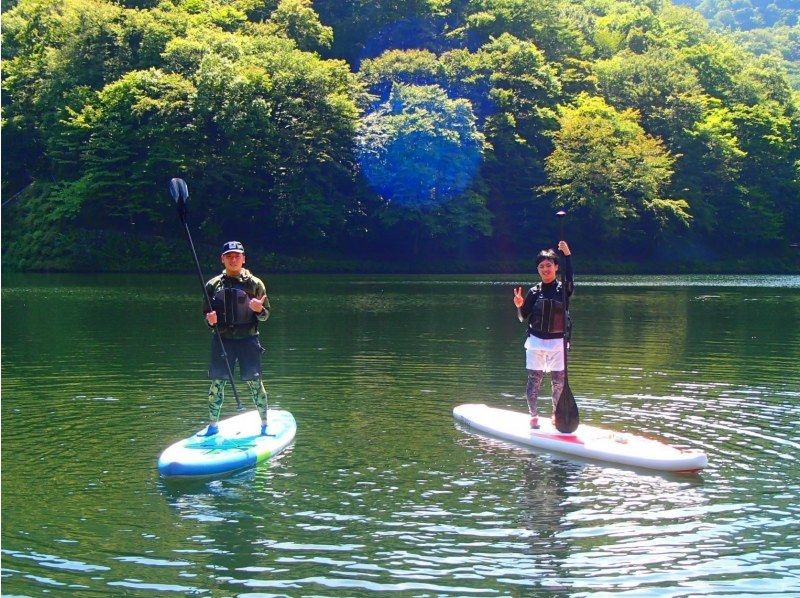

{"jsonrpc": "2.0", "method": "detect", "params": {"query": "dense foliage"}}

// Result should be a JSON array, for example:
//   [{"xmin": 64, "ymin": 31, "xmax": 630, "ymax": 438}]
[
  {"xmin": 672, "ymin": 1, "xmax": 800, "ymax": 90},
  {"xmin": 2, "ymin": 0, "xmax": 799, "ymax": 271},
  {"xmin": 672, "ymin": 0, "xmax": 798, "ymax": 29}
]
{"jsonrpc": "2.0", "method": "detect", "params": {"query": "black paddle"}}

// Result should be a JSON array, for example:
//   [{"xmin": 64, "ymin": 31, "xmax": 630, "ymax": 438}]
[
  {"xmin": 169, "ymin": 177, "xmax": 243, "ymax": 411},
  {"xmin": 553, "ymin": 210, "xmax": 579, "ymax": 433}
]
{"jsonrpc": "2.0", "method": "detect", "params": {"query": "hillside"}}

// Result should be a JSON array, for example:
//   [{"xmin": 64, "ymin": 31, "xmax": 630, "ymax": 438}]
[{"xmin": 2, "ymin": 0, "xmax": 799, "ymax": 272}]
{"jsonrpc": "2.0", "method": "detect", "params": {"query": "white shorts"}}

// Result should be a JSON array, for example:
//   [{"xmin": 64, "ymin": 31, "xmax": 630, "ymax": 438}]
[{"xmin": 524, "ymin": 336, "xmax": 564, "ymax": 372}]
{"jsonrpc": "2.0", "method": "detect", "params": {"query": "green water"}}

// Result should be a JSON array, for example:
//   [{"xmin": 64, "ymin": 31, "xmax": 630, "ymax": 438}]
[{"xmin": 2, "ymin": 273, "xmax": 799, "ymax": 596}]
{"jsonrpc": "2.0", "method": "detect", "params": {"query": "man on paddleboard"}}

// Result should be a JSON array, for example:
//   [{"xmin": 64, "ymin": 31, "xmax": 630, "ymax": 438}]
[
  {"xmin": 202, "ymin": 241, "xmax": 271, "ymax": 436},
  {"xmin": 513, "ymin": 241, "xmax": 573, "ymax": 429}
]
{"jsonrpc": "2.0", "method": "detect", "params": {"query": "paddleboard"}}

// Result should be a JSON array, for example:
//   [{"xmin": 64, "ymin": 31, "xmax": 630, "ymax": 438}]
[
  {"xmin": 158, "ymin": 409, "xmax": 296, "ymax": 478},
  {"xmin": 453, "ymin": 403, "xmax": 707, "ymax": 472}
]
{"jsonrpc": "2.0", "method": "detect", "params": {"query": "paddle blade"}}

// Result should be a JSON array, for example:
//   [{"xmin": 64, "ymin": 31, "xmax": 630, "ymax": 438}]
[
  {"xmin": 169, "ymin": 178, "xmax": 189, "ymax": 220},
  {"xmin": 554, "ymin": 382, "xmax": 579, "ymax": 433}
]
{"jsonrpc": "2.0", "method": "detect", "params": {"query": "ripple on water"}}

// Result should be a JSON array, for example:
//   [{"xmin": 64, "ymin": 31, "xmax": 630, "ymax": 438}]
[{"xmin": 3, "ymin": 274, "xmax": 800, "ymax": 595}]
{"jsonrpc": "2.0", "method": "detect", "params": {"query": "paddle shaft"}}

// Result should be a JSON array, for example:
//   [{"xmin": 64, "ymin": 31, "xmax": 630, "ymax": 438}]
[
  {"xmin": 558, "ymin": 216, "xmax": 569, "ymax": 381},
  {"xmin": 178, "ymin": 215, "xmax": 243, "ymax": 410},
  {"xmin": 552, "ymin": 210, "xmax": 578, "ymax": 433}
]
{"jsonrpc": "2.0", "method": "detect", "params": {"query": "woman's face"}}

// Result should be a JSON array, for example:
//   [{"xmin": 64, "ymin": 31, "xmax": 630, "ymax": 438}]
[{"xmin": 537, "ymin": 259, "xmax": 558, "ymax": 283}]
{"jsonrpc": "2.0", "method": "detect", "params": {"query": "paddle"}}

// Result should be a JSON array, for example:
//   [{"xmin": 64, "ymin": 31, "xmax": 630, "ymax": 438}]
[
  {"xmin": 553, "ymin": 210, "xmax": 579, "ymax": 433},
  {"xmin": 169, "ymin": 178, "xmax": 243, "ymax": 410}
]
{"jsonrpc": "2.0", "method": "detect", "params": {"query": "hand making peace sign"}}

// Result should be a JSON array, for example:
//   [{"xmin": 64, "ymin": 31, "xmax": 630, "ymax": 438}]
[{"xmin": 513, "ymin": 286, "xmax": 525, "ymax": 308}]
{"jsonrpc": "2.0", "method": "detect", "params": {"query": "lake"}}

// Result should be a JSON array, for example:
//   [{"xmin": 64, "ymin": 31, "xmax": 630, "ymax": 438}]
[{"xmin": 2, "ymin": 273, "xmax": 799, "ymax": 596}]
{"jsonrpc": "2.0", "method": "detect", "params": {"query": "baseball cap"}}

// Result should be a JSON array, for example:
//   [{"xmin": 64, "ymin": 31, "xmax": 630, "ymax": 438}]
[{"xmin": 221, "ymin": 241, "xmax": 244, "ymax": 254}]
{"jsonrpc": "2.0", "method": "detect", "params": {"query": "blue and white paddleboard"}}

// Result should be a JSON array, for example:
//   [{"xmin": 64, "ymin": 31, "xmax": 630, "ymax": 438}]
[
  {"xmin": 454, "ymin": 403, "xmax": 707, "ymax": 472},
  {"xmin": 158, "ymin": 409, "xmax": 296, "ymax": 478}
]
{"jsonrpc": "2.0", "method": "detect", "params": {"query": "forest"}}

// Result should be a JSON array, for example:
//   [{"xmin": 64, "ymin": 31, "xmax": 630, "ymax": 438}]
[
  {"xmin": 2, "ymin": 0, "xmax": 799, "ymax": 273},
  {"xmin": 673, "ymin": 0, "xmax": 797, "ymax": 29}
]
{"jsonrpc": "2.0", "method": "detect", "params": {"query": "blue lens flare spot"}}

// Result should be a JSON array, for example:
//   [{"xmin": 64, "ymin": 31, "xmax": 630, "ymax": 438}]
[{"xmin": 356, "ymin": 84, "xmax": 483, "ymax": 209}]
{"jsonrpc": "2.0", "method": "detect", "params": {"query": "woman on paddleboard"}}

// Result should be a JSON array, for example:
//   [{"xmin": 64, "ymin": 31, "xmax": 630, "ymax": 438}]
[
  {"xmin": 202, "ymin": 241, "xmax": 271, "ymax": 436},
  {"xmin": 513, "ymin": 241, "xmax": 573, "ymax": 429}
]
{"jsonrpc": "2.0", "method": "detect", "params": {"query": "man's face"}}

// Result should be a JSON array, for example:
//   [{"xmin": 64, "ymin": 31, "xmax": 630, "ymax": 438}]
[
  {"xmin": 221, "ymin": 251, "xmax": 245, "ymax": 275},
  {"xmin": 537, "ymin": 259, "xmax": 558, "ymax": 283}
]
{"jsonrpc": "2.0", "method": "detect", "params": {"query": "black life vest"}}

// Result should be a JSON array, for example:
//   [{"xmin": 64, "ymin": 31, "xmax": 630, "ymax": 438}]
[
  {"xmin": 527, "ymin": 281, "xmax": 569, "ymax": 336},
  {"xmin": 211, "ymin": 286, "xmax": 253, "ymax": 329}
]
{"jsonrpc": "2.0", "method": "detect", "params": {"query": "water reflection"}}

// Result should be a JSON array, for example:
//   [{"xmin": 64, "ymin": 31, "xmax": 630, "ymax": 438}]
[{"xmin": 2, "ymin": 274, "xmax": 799, "ymax": 596}]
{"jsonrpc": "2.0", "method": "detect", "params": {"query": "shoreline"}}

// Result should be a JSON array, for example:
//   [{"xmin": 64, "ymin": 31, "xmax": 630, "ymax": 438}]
[{"xmin": 3, "ymin": 256, "xmax": 799, "ymax": 276}]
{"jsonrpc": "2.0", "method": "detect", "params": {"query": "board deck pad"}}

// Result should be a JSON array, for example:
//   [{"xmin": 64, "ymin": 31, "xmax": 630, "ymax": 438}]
[
  {"xmin": 454, "ymin": 403, "xmax": 707, "ymax": 472},
  {"xmin": 158, "ymin": 409, "xmax": 296, "ymax": 478}
]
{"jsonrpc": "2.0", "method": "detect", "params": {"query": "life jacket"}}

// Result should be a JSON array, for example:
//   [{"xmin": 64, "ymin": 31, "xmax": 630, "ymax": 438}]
[
  {"xmin": 527, "ymin": 281, "xmax": 570, "ymax": 336},
  {"xmin": 211, "ymin": 286, "xmax": 254, "ymax": 329}
]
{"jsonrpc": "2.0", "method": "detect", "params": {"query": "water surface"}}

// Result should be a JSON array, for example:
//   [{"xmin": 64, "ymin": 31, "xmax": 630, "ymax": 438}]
[{"xmin": 2, "ymin": 273, "xmax": 799, "ymax": 595}]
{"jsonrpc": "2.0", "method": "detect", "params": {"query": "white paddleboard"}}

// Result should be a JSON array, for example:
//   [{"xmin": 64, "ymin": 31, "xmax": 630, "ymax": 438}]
[
  {"xmin": 158, "ymin": 409, "xmax": 296, "ymax": 478},
  {"xmin": 454, "ymin": 403, "xmax": 707, "ymax": 472}
]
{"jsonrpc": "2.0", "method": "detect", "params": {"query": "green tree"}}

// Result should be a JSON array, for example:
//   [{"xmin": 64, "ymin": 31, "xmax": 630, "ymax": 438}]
[
  {"xmin": 595, "ymin": 48, "xmax": 709, "ymax": 149},
  {"xmin": 2, "ymin": 0, "xmax": 186, "ymax": 191},
  {"xmin": 544, "ymin": 94, "xmax": 689, "ymax": 248},
  {"xmin": 682, "ymin": 37, "xmax": 748, "ymax": 101},
  {"xmin": 4, "ymin": 0, "xmax": 800, "ymax": 270},
  {"xmin": 55, "ymin": 68, "xmax": 197, "ymax": 230},
  {"xmin": 312, "ymin": 0, "xmax": 445, "ymax": 64},
  {"xmin": 266, "ymin": 0, "xmax": 333, "ymax": 52},
  {"xmin": 360, "ymin": 49, "xmax": 446, "ymax": 101},
  {"xmin": 727, "ymin": 100, "xmax": 800, "ymax": 246},
  {"xmin": 356, "ymin": 84, "xmax": 490, "ymax": 252},
  {"xmin": 184, "ymin": 42, "xmax": 361, "ymax": 246},
  {"xmin": 676, "ymin": 105, "xmax": 744, "ymax": 233},
  {"xmin": 672, "ymin": 0, "xmax": 799, "ymax": 29},
  {"xmin": 590, "ymin": 1, "xmax": 660, "ymax": 57},
  {"xmin": 459, "ymin": 0, "xmax": 590, "ymax": 62},
  {"xmin": 732, "ymin": 25, "xmax": 800, "ymax": 90},
  {"xmin": 358, "ymin": 36, "xmax": 564, "ymax": 254},
  {"xmin": 444, "ymin": 34, "xmax": 564, "ymax": 250}
]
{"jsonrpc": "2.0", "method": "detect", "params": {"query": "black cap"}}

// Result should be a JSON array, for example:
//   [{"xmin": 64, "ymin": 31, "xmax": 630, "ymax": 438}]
[{"xmin": 221, "ymin": 241, "xmax": 244, "ymax": 254}]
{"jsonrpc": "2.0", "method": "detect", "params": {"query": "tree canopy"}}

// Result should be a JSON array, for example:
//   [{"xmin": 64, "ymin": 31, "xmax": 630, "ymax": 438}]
[
  {"xmin": 672, "ymin": 0, "xmax": 799, "ymax": 30},
  {"xmin": 2, "ymin": 0, "xmax": 798, "ymax": 271}
]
